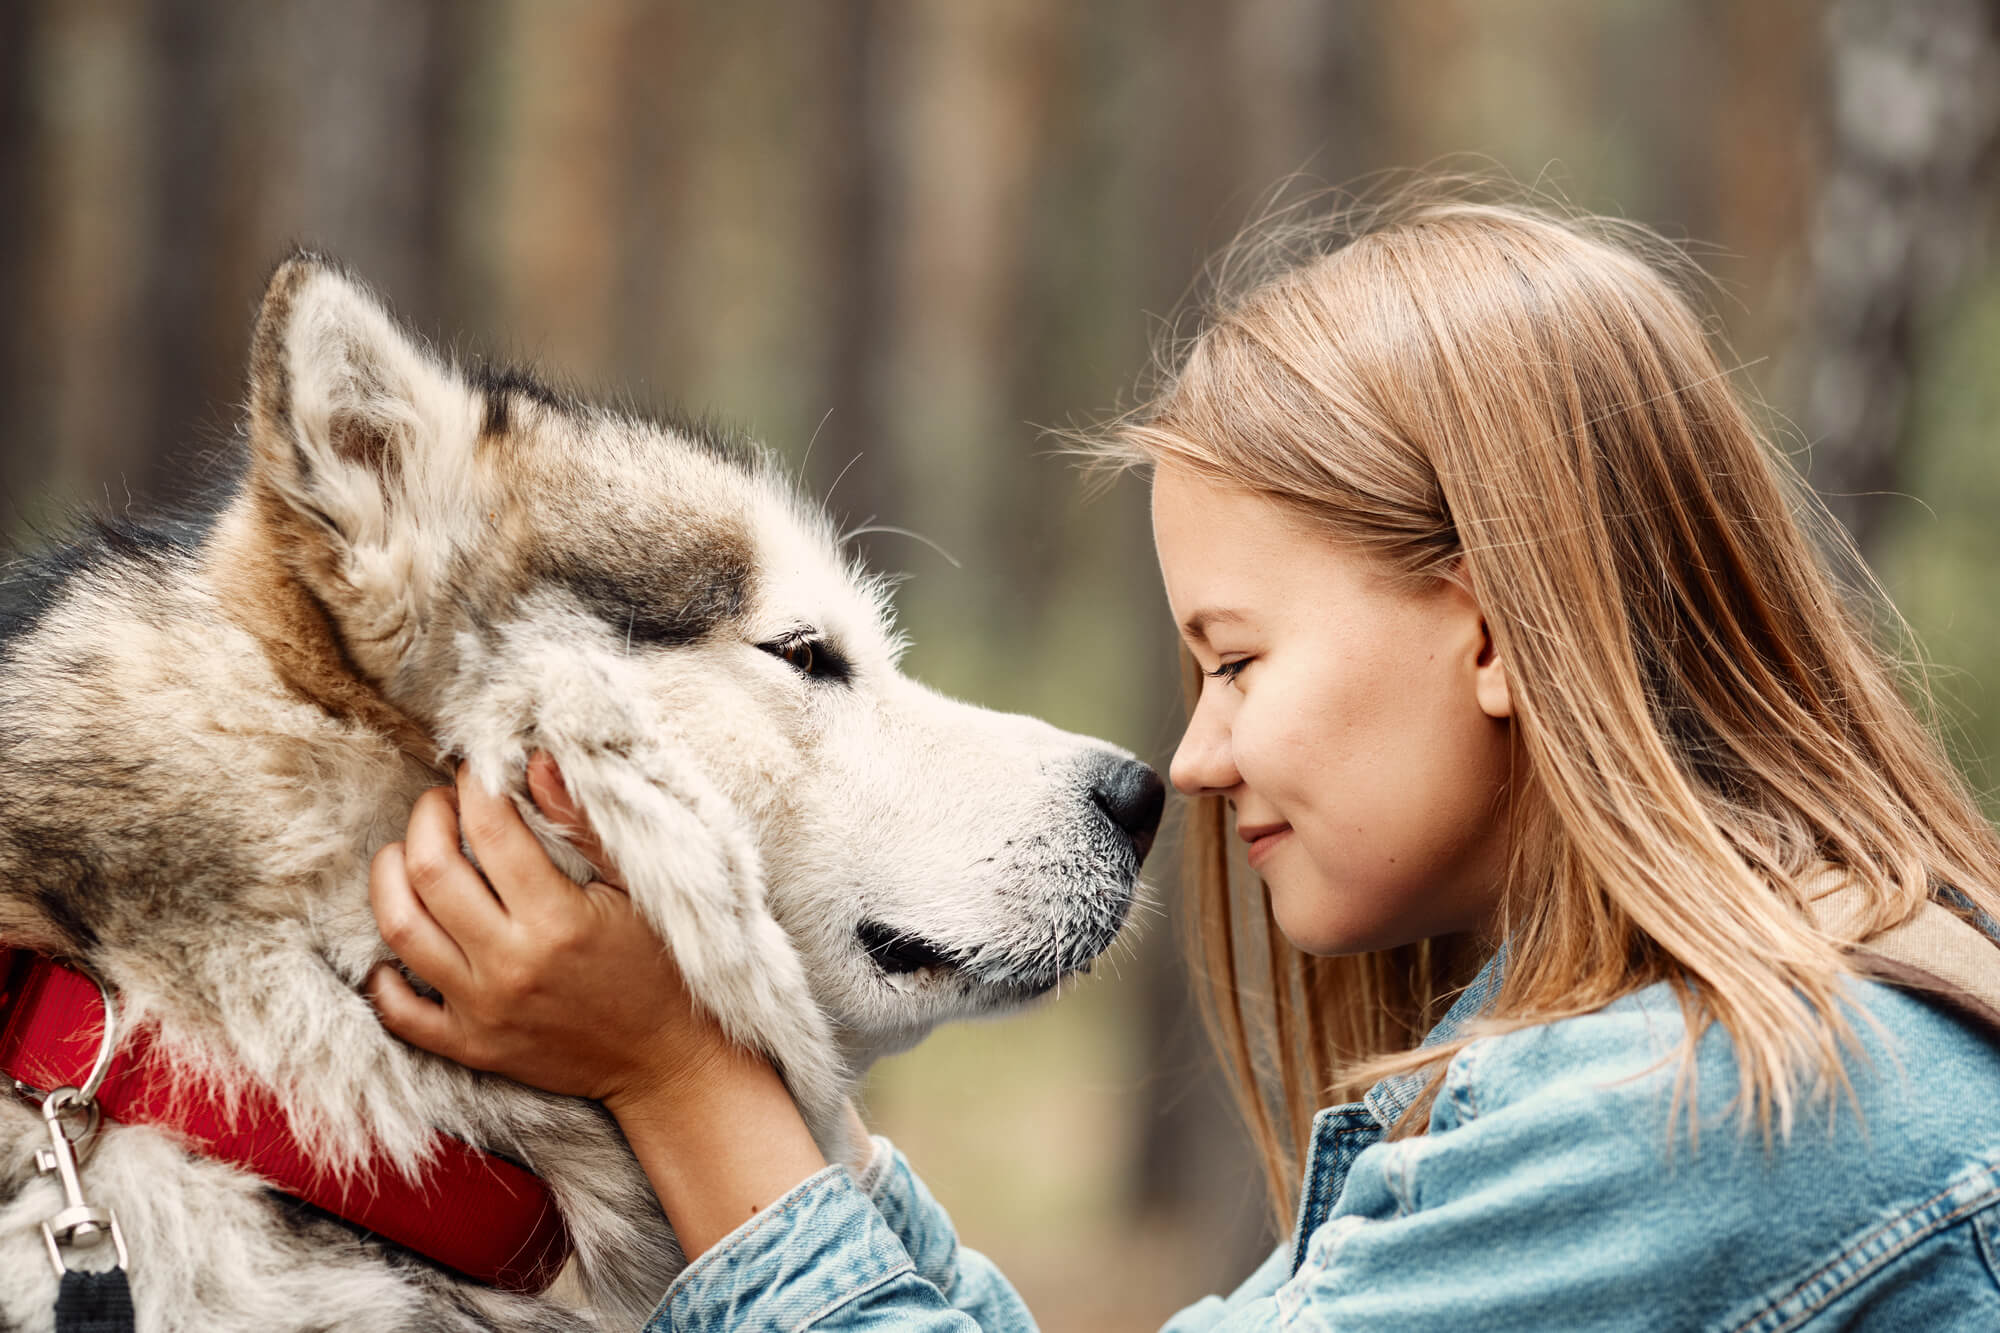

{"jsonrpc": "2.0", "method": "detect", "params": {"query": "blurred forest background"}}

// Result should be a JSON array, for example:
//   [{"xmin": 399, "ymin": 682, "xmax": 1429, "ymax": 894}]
[{"xmin": 4, "ymin": 0, "xmax": 1999, "ymax": 1327}]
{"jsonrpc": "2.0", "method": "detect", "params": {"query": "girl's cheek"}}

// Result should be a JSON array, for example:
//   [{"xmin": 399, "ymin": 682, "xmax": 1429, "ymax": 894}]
[{"xmin": 1230, "ymin": 705, "xmax": 1274, "ymax": 791}]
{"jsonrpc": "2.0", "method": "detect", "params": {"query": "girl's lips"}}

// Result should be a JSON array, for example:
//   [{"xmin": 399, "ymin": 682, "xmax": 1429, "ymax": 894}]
[{"xmin": 1245, "ymin": 826, "xmax": 1292, "ymax": 870}]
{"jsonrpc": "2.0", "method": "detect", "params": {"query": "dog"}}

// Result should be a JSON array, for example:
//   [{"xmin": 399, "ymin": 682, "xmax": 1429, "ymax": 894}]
[{"xmin": 0, "ymin": 254, "xmax": 1163, "ymax": 1330}]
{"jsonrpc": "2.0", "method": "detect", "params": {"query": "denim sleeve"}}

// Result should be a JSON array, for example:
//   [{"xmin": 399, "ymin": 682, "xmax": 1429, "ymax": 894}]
[{"xmin": 647, "ymin": 1137, "xmax": 1036, "ymax": 1331}]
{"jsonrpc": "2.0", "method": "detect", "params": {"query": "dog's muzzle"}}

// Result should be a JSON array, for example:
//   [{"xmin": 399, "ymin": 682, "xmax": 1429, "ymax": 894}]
[
  {"xmin": 858, "ymin": 921, "xmax": 959, "ymax": 976},
  {"xmin": 857, "ymin": 756, "xmax": 1163, "ymax": 996}
]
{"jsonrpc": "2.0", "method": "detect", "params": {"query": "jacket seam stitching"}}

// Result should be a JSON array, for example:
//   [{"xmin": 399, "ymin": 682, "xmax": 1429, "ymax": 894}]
[
  {"xmin": 1447, "ymin": 1043, "xmax": 1483, "ymax": 1124},
  {"xmin": 1290, "ymin": 1116, "xmax": 1377, "ymax": 1273},
  {"xmin": 1976, "ymin": 1200, "xmax": 2000, "ymax": 1285},
  {"xmin": 1385, "ymin": 1143, "xmax": 1414, "ymax": 1216},
  {"xmin": 1326, "ymin": 1127, "xmax": 1373, "ymax": 1217},
  {"xmin": 1275, "ymin": 1285, "xmax": 1324, "ymax": 1333},
  {"xmin": 1727, "ymin": 1168, "xmax": 2000, "ymax": 1333},
  {"xmin": 790, "ymin": 1260, "xmax": 920, "ymax": 1333}
]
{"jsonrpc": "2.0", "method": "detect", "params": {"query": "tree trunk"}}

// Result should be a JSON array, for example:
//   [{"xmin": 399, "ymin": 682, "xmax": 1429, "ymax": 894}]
[
  {"xmin": 812, "ymin": 0, "xmax": 901, "ymax": 552},
  {"xmin": 0, "ymin": 0, "xmax": 42, "ymax": 523},
  {"xmin": 1799, "ymin": 0, "xmax": 2000, "ymax": 560}
]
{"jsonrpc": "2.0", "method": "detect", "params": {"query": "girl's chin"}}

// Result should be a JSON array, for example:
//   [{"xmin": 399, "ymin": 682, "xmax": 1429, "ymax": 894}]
[{"xmin": 1266, "ymin": 869, "xmax": 1423, "ymax": 958}]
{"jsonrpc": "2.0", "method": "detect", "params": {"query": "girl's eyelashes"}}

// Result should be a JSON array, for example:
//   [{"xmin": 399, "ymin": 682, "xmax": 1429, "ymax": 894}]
[{"xmin": 1205, "ymin": 657, "xmax": 1251, "ymax": 682}]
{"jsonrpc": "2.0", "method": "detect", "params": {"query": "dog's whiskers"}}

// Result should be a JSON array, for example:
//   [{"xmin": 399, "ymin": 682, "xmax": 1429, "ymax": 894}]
[
  {"xmin": 841, "ymin": 524, "xmax": 962, "ymax": 570},
  {"xmin": 824, "ymin": 451, "xmax": 865, "ymax": 511},
  {"xmin": 801, "ymin": 405, "xmax": 834, "ymax": 470}
]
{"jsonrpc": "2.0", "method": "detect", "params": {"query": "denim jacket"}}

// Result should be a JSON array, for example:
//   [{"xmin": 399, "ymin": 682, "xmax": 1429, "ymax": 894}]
[{"xmin": 647, "ymin": 950, "xmax": 2000, "ymax": 1331}]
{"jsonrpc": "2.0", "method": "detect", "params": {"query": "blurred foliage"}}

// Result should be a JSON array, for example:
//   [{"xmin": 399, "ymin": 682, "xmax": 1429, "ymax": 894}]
[{"xmin": 1881, "ymin": 264, "xmax": 2000, "ymax": 818}]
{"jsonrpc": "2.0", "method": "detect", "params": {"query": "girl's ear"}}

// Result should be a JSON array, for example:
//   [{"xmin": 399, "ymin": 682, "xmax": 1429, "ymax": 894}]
[
  {"xmin": 1444, "ymin": 556, "xmax": 1512, "ymax": 721},
  {"xmin": 1474, "ymin": 617, "xmax": 1513, "ymax": 720}
]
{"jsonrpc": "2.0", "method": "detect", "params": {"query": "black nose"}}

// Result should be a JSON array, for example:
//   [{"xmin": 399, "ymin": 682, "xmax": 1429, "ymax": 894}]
[{"xmin": 1089, "ymin": 757, "xmax": 1167, "ymax": 867}]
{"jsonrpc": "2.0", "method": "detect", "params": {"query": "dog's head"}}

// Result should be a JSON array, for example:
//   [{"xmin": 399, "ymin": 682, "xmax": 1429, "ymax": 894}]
[{"xmin": 243, "ymin": 255, "xmax": 1160, "ymax": 1066}]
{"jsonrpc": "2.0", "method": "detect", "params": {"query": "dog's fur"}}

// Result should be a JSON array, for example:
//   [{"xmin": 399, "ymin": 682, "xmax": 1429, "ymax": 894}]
[{"xmin": 0, "ymin": 257, "xmax": 1155, "ymax": 1331}]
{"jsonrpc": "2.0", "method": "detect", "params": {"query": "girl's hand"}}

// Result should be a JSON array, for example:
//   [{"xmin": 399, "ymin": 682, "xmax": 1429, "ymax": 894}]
[
  {"xmin": 366, "ymin": 754, "xmax": 723, "ymax": 1115},
  {"xmin": 365, "ymin": 754, "xmax": 840, "ymax": 1257}
]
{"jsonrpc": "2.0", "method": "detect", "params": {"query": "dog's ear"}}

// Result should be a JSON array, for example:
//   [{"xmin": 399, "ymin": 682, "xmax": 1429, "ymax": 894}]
[{"xmin": 246, "ymin": 253, "xmax": 483, "ymax": 551}]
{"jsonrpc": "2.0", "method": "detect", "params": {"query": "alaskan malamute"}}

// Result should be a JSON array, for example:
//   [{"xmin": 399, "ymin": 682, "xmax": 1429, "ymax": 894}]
[{"xmin": 0, "ymin": 255, "xmax": 1161, "ymax": 1330}]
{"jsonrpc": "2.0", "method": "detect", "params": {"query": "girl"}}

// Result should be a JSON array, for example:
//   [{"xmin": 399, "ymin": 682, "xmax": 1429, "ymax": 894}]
[{"xmin": 366, "ymin": 190, "xmax": 2000, "ymax": 1329}]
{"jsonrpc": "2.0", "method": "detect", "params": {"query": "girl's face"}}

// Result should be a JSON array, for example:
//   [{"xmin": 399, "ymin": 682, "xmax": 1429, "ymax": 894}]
[{"xmin": 1152, "ymin": 465, "xmax": 1514, "ymax": 955}]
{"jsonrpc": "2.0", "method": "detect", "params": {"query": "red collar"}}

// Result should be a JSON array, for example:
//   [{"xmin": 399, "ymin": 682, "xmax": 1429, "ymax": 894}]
[{"xmin": 0, "ymin": 947, "xmax": 571, "ymax": 1294}]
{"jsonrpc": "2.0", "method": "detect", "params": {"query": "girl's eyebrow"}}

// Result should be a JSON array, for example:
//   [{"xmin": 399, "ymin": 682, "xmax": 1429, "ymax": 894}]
[{"xmin": 1180, "ymin": 608, "xmax": 1248, "ymax": 643}]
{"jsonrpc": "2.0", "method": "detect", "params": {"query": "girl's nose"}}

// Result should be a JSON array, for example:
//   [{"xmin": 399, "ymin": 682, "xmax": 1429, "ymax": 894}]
[{"xmin": 1169, "ymin": 697, "xmax": 1238, "ymax": 797}]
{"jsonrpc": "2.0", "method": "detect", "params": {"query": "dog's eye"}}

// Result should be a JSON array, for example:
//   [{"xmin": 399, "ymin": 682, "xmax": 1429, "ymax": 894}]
[{"xmin": 759, "ymin": 634, "xmax": 852, "ymax": 684}]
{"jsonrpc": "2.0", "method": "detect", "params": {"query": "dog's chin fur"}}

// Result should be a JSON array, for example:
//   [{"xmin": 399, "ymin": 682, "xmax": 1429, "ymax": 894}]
[{"xmin": 0, "ymin": 255, "xmax": 1150, "ymax": 1330}]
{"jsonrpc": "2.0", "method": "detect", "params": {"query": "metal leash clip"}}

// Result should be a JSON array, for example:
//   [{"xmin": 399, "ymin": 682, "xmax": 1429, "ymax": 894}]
[{"xmin": 33, "ymin": 967, "xmax": 129, "ymax": 1276}]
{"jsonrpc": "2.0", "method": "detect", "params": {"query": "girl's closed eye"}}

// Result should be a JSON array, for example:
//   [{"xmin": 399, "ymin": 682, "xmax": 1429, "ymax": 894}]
[{"xmin": 1205, "ymin": 657, "xmax": 1252, "ymax": 682}]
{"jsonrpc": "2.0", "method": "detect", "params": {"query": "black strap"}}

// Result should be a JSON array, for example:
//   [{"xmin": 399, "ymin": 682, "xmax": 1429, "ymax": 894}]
[{"xmin": 55, "ymin": 1268, "xmax": 135, "ymax": 1333}]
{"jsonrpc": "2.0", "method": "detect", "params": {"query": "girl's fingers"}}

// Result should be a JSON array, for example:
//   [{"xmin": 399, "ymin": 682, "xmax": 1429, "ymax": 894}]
[
  {"xmin": 368, "ymin": 840, "xmax": 470, "ymax": 989},
  {"xmin": 454, "ymin": 762, "xmax": 582, "ymax": 915},
  {"xmin": 526, "ymin": 752, "xmax": 624, "ymax": 889},
  {"xmin": 402, "ymin": 784, "xmax": 509, "ymax": 950},
  {"xmin": 366, "ymin": 962, "xmax": 469, "ymax": 1063}
]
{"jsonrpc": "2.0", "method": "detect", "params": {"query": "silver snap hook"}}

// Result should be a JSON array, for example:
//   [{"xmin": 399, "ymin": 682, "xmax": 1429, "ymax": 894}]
[{"xmin": 27, "ymin": 962, "xmax": 129, "ymax": 1276}]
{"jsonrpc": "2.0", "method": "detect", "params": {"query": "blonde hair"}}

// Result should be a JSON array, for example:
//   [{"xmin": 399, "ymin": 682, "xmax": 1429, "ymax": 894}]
[{"xmin": 1100, "ymin": 183, "xmax": 2000, "ymax": 1233}]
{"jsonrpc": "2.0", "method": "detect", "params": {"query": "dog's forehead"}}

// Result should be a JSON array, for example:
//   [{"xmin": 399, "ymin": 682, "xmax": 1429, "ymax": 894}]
[
  {"xmin": 551, "ymin": 411, "xmax": 759, "ymax": 511},
  {"xmin": 508, "ymin": 410, "xmax": 884, "ymax": 646},
  {"xmin": 740, "ymin": 485, "xmax": 887, "ymax": 638}
]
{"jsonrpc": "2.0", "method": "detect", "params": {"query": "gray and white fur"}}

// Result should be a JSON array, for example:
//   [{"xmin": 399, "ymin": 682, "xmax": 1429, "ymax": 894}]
[{"xmin": 0, "ymin": 256, "xmax": 1162, "ymax": 1331}]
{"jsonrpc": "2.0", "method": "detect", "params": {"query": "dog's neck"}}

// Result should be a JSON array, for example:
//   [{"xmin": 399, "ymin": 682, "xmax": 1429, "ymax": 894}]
[{"xmin": 202, "ymin": 491, "xmax": 448, "ymax": 778}]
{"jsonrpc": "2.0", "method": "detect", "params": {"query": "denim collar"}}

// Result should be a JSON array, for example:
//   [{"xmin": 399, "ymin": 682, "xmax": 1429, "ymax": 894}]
[
  {"xmin": 1358, "ymin": 941, "xmax": 1508, "ymax": 1128},
  {"xmin": 1289, "ymin": 943, "xmax": 1512, "ymax": 1276}
]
